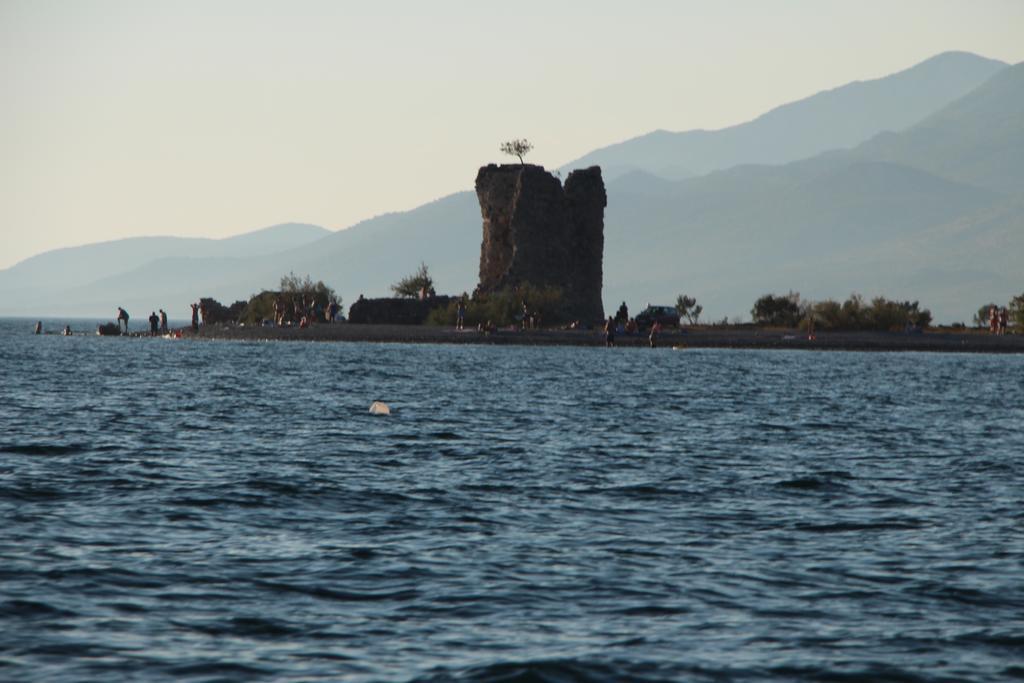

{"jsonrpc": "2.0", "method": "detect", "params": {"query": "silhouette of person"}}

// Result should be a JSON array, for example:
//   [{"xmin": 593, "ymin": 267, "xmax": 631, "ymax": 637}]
[
  {"xmin": 148, "ymin": 311, "xmax": 159, "ymax": 336},
  {"xmin": 190, "ymin": 303, "xmax": 199, "ymax": 332},
  {"xmin": 159, "ymin": 309, "xmax": 168, "ymax": 334},
  {"xmin": 117, "ymin": 307, "xmax": 130, "ymax": 334},
  {"xmin": 649, "ymin": 320, "xmax": 662, "ymax": 348},
  {"xmin": 604, "ymin": 316, "xmax": 616, "ymax": 347}
]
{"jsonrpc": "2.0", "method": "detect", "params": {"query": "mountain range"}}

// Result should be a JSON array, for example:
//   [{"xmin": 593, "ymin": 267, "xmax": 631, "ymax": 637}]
[{"xmin": 1, "ymin": 51, "xmax": 1020, "ymax": 324}]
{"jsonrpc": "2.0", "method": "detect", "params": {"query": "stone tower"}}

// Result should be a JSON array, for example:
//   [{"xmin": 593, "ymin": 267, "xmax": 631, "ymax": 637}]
[{"xmin": 475, "ymin": 164, "xmax": 606, "ymax": 322}]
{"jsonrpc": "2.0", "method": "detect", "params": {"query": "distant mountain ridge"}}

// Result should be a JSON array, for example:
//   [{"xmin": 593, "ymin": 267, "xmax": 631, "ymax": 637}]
[
  {"xmin": 597, "ymin": 61, "xmax": 1024, "ymax": 320},
  {"xmin": 0, "ymin": 223, "xmax": 330, "ymax": 294},
  {"xmin": 850, "ymin": 61, "xmax": 1024, "ymax": 193},
  {"xmin": 1, "ymin": 53, "xmax": 1019, "ymax": 324},
  {"xmin": 562, "ymin": 51, "xmax": 1007, "ymax": 181}
]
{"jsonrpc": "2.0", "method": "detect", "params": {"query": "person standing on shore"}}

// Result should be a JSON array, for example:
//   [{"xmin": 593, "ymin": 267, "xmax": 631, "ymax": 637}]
[
  {"xmin": 148, "ymin": 311, "xmax": 159, "ymax": 336},
  {"xmin": 190, "ymin": 303, "xmax": 199, "ymax": 332},
  {"xmin": 999, "ymin": 307, "xmax": 1009, "ymax": 335},
  {"xmin": 649, "ymin": 320, "xmax": 662, "ymax": 348},
  {"xmin": 604, "ymin": 316, "xmax": 615, "ymax": 347},
  {"xmin": 117, "ymin": 307, "xmax": 130, "ymax": 334},
  {"xmin": 159, "ymin": 309, "xmax": 168, "ymax": 334},
  {"xmin": 275, "ymin": 297, "xmax": 285, "ymax": 326},
  {"xmin": 456, "ymin": 299, "xmax": 466, "ymax": 330}
]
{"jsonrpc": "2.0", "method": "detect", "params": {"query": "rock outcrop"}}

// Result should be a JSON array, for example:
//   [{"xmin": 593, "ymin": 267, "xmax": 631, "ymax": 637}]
[{"xmin": 476, "ymin": 164, "xmax": 606, "ymax": 322}]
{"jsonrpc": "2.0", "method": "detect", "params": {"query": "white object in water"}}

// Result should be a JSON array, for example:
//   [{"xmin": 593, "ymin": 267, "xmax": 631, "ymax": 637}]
[{"xmin": 369, "ymin": 401, "xmax": 391, "ymax": 415}]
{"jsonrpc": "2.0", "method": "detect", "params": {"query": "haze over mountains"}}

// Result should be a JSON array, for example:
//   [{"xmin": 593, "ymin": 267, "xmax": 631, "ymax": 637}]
[
  {"xmin": 0, "ymin": 224, "xmax": 330, "ymax": 294},
  {"xmin": 2, "ymin": 51, "xmax": 1020, "ymax": 324},
  {"xmin": 562, "ymin": 51, "xmax": 1008, "ymax": 181}
]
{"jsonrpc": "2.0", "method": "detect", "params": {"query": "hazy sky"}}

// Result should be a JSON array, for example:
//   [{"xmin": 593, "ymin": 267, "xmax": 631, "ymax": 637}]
[{"xmin": 2, "ymin": 0, "xmax": 1022, "ymax": 269}]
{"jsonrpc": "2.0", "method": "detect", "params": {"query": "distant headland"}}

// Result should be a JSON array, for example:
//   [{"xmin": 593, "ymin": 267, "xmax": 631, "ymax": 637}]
[{"xmin": 66, "ymin": 153, "xmax": 1021, "ymax": 353}]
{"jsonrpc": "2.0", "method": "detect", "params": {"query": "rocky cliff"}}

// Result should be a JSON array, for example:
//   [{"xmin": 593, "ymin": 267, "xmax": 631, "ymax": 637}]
[{"xmin": 475, "ymin": 164, "xmax": 606, "ymax": 322}]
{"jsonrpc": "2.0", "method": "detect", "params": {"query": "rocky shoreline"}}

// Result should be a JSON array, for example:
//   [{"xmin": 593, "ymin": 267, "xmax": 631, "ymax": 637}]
[{"xmin": 186, "ymin": 323, "xmax": 1024, "ymax": 353}]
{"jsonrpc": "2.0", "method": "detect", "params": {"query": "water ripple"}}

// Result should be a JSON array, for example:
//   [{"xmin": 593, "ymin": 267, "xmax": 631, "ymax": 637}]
[{"xmin": 0, "ymin": 324, "xmax": 1022, "ymax": 681}]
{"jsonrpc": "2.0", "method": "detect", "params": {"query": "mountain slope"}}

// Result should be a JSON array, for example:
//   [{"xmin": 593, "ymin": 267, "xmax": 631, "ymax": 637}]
[
  {"xmin": 0, "ymin": 200, "xmax": 482, "ymax": 318},
  {"xmin": 595, "ymin": 62, "xmax": 1024, "ymax": 320},
  {"xmin": 852, "ymin": 61, "xmax": 1024, "ymax": 193},
  {"xmin": 563, "ymin": 51, "xmax": 1007, "ymax": 181},
  {"xmin": 2, "ymin": 54, "xmax": 1020, "ymax": 323},
  {"xmin": 0, "ymin": 223, "xmax": 329, "ymax": 293}
]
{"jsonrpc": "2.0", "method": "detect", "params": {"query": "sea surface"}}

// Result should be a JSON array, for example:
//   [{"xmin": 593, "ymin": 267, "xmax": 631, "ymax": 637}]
[{"xmin": 1, "ymin": 318, "xmax": 1022, "ymax": 682}]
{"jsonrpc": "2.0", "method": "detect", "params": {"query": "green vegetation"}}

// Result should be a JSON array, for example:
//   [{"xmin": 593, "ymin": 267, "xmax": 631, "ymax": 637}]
[
  {"xmin": 391, "ymin": 263, "xmax": 434, "ymax": 299},
  {"xmin": 500, "ymin": 139, "xmax": 533, "ymax": 165},
  {"xmin": 238, "ymin": 292, "xmax": 277, "ymax": 325},
  {"xmin": 1010, "ymin": 293, "xmax": 1024, "ymax": 329},
  {"xmin": 974, "ymin": 302, "xmax": 1001, "ymax": 327},
  {"xmin": 198, "ymin": 297, "xmax": 246, "ymax": 325},
  {"xmin": 238, "ymin": 273, "xmax": 338, "ymax": 325},
  {"xmin": 279, "ymin": 272, "xmax": 336, "ymax": 301},
  {"xmin": 805, "ymin": 294, "xmax": 932, "ymax": 331},
  {"xmin": 675, "ymin": 294, "xmax": 703, "ymax": 325},
  {"xmin": 426, "ymin": 284, "xmax": 564, "ymax": 327},
  {"xmin": 751, "ymin": 292, "xmax": 803, "ymax": 327},
  {"xmin": 753, "ymin": 292, "xmax": 933, "ymax": 331}
]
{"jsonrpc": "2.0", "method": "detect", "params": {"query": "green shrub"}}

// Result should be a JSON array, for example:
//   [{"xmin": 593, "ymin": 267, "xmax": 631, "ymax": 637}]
[
  {"xmin": 238, "ymin": 273, "xmax": 339, "ymax": 325},
  {"xmin": 798, "ymin": 293, "xmax": 931, "ymax": 331},
  {"xmin": 974, "ymin": 302, "xmax": 1000, "ymax": 328},
  {"xmin": 1010, "ymin": 294, "xmax": 1024, "ymax": 330},
  {"xmin": 425, "ymin": 303, "xmax": 456, "ymax": 327},
  {"xmin": 391, "ymin": 263, "xmax": 433, "ymax": 298},
  {"xmin": 239, "ymin": 291, "xmax": 277, "ymax": 325},
  {"xmin": 425, "ymin": 284, "xmax": 564, "ymax": 327},
  {"xmin": 752, "ymin": 291, "xmax": 803, "ymax": 327}
]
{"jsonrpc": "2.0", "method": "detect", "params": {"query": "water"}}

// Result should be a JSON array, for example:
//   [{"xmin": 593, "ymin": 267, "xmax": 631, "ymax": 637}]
[{"xmin": 1, "ymin": 318, "xmax": 1022, "ymax": 682}]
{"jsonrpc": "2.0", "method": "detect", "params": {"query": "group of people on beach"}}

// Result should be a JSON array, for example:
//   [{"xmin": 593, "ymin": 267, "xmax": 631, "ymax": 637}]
[
  {"xmin": 520, "ymin": 299, "xmax": 542, "ymax": 330},
  {"xmin": 147, "ymin": 310, "xmax": 169, "ymax": 335},
  {"xmin": 272, "ymin": 295, "xmax": 340, "ymax": 328},
  {"xmin": 988, "ymin": 306, "xmax": 1009, "ymax": 334},
  {"xmin": 116, "ymin": 306, "xmax": 169, "ymax": 335},
  {"xmin": 604, "ymin": 310, "xmax": 662, "ymax": 348}
]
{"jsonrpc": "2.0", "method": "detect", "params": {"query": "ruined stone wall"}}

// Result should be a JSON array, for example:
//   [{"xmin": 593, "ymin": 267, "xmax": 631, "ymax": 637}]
[
  {"xmin": 475, "ymin": 164, "xmax": 606, "ymax": 322},
  {"xmin": 348, "ymin": 296, "xmax": 453, "ymax": 325}
]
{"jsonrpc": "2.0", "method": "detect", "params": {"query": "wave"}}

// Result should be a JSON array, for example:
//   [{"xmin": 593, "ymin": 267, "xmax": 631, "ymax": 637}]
[
  {"xmin": 0, "ymin": 443, "xmax": 89, "ymax": 457},
  {"xmin": 411, "ymin": 658, "xmax": 681, "ymax": 683}
]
